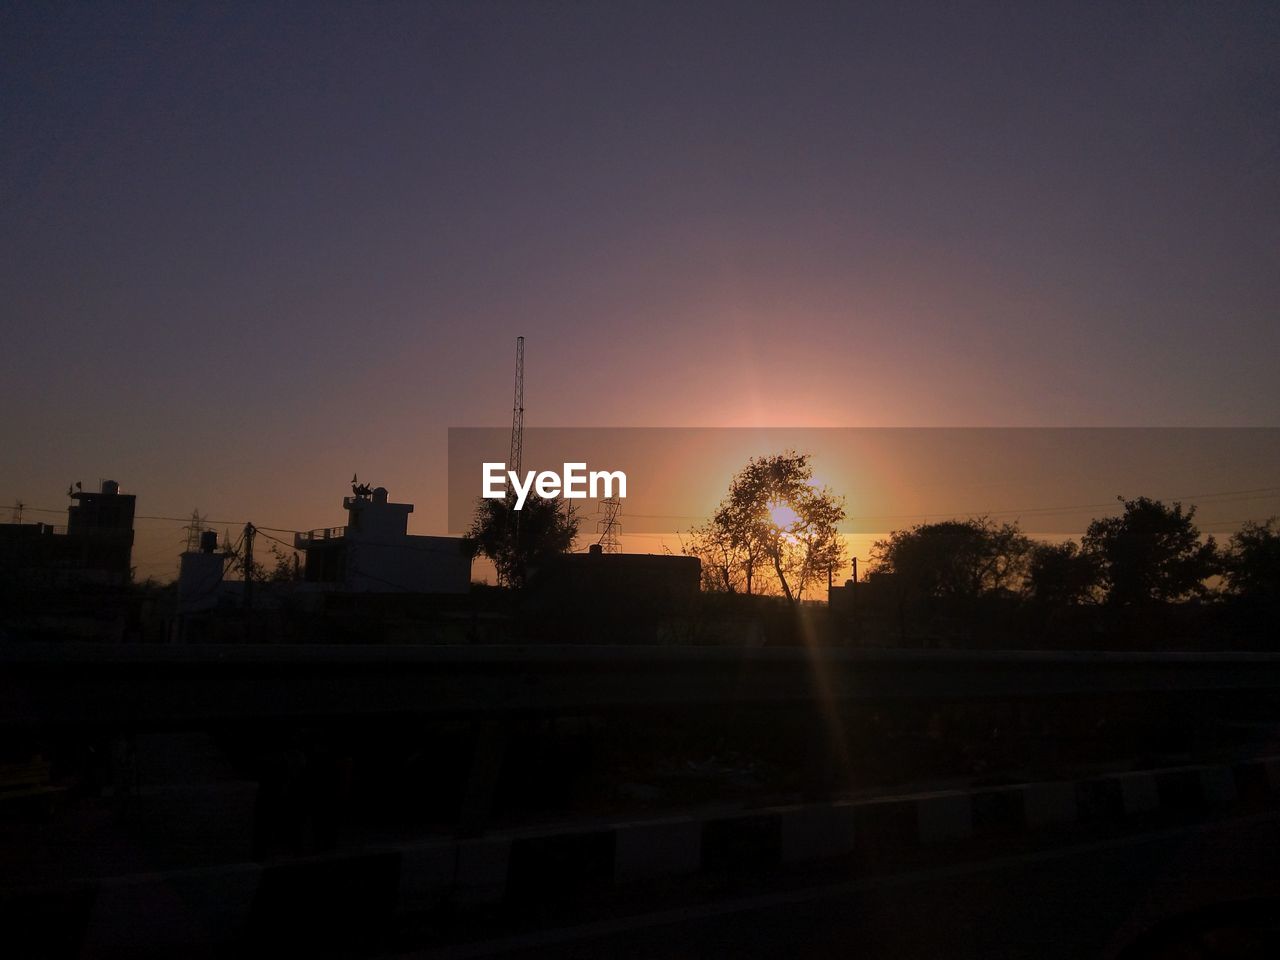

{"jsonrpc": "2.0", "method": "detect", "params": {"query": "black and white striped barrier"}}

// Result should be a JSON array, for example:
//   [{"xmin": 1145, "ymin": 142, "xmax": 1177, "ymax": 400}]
[{"xmin": 11, "ymin": 757, "xmax": 1279, "ymax": 957}]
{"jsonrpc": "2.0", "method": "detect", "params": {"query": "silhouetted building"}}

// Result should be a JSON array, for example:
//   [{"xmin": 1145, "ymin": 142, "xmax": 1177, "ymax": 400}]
[
  {"xmin": 533, "ymin": 544, "xmax": 700, "ymax": 600},
  {"xmin": 0, "ymin": 522, "xmax": 60, "ymax": 583},
  {"xmin": 830, "ymin": 571, "xmax": 899, "ymax": 605},
  {"xmin": 294, "ymin": 484, "xmax": 470, "ymax": 593},
  {"xmin": 65, "ymin": 480, "xmax": 136, "ymax": 584},
  {"xmin": 178, "ymin": 530, "xmax": 227, "ymax": 614},
  {"xmin": 0, "ymin": 479, "xmax": 135, "ymax": 586},
  {"xmin": 520, "ymin": 545, "xmax": 700, "ymax": 643}
]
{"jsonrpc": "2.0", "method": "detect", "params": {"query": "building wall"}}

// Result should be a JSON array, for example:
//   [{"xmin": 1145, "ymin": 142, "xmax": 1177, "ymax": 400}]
[
  {"xmin": 299, "ymin": 487, "xmax": 472, "ymax": 594},
  {"xmin": 343, "ymin": 534, "xmax": 470, "ymax": 594},
  {"xmin": 66, "ymin": 485, "xmax": 136, "ymax": 585},
  {"xmin": 529, "ymin": 552, "xmax": 701, "ymax": 605},
  {"xmin": 303, "ymin": 541, "xmax": 347, "ymax": 585},
  {"xmin": 0, "ymin": 482, "xmax": 136, "ymax": 587},
  {"xmin": 178, "ymin": 551, "xmax": 228, "ymax": 613},
  {"xmin": 344, "ymin": 494, "xmax": 413, "ymax": 539}
]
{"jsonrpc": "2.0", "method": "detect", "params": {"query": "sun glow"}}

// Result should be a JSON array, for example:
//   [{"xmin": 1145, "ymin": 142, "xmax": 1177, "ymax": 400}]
[{"xmin": 768, "ymin": 501, "xmax": 800, "ymax": 529}]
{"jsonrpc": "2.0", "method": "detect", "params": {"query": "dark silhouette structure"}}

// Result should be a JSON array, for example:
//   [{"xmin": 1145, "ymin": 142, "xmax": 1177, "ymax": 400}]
[
  {"xmin": 295, "ymin": 483, "xmax": 470, "ymax": 593},
  {"xmin": 0, "ymin": 479, "xmax": 135, "ymax": 586}
]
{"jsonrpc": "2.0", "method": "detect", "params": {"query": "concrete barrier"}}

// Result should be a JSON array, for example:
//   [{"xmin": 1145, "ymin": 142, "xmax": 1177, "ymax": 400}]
[
  {"xmin": 392, "ymin": 836, "xmax": 510, "ymax": 908},
  {"xmin": 395, "ymin": 840, "xmax": 457, "ymax": 914},
  {"xmin": 615, "ymin": 816, "xmax": 702, "ymax": 881},
  {"xmin": 1023, "ymin": 781, "xmax": 1078, "ymax": 826},
  {"xmin": 1267, "ymin": 758, "xmax": 1280, "ymax": 792},
  {"xmin": 1114, "ymin": 771, "xmax": 1160, "ymax": 814},
  {"xmin": 1198, "ymin": 765, "xmax": 1238, "ymax": 808},
  {"xmin": 971, "ymin": 787, "xmax": 1026, "ymax": 835},
  {"xmin": 916, "ymin": 791, "xmax": 974, "ymax": 843},
  {"xmin": 453, "ymin": 836, "xmax": 510, "ymax": 904},
  {"xmin": 507, "ymin": 830, "xmax": 615, "ymax": 904},
  {"xmin": 15, "ymin": 754, "xmax": 1280, "ymax": 956},
  {"xmin": 81, "ymin": 864, "xmax": 260, "ymax": 958},
  {"xmin": 702, "ymin": 813, "xmax": 782, "ymax": 873},
  {"xmin": 780, "ymin": 802, "xmax": 857, "ymax": 863},
  {"xmin": 117, "ymin": 781, "xmax": 259, "ymax": 865},
  {"xmin": 246, "ymin": 850, "xmax": 400, "ymax": 951}
]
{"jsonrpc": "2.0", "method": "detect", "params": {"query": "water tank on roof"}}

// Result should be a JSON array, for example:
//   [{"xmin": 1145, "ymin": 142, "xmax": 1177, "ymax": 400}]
[
  {"xmin": 200, "ymin": 530, "xmax": 218, "ymax": 554},
  {"xmin": 101, "ymin": 480, "xmax": 120, "ymax": 495},
  {"xmin": 373, "ymin": 486, "xmax": 389, "ymax": 504}
]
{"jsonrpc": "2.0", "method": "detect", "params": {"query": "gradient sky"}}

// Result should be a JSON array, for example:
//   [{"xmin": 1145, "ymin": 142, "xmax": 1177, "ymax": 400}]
[{"xmin": 2, "ymin": 2, "xmax": 1278, "ymax": 578}]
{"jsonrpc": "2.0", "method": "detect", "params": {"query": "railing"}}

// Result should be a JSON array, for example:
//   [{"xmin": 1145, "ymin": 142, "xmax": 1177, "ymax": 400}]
[
  {"xmin": 293, "ymin": 526, "xmax": 346, "ymax": 548},
  {"xmin": 5, "ymin": 645, "xmax": 1280, "ymax": 726}
]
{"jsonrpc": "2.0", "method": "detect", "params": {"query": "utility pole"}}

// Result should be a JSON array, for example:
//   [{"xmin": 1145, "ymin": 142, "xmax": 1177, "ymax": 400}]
[
  {"xmin": 243, "ymin": 522, "xmax": 255, "ymax": 610},
  {"xmin": 851, "ymin": 555, "xmax": 858, "ymax": 624}
]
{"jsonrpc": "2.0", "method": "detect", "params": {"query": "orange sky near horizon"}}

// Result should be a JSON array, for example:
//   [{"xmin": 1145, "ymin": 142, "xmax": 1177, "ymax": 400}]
[{"xmin": 62, "ymin": 426, "xmax": 1277, "ymax": 583}]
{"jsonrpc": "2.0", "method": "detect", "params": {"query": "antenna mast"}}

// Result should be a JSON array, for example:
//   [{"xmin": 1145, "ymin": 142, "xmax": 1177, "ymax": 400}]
[{"xmin": 509, "ymin": 336, "xmax": 524, "ymax": 475}]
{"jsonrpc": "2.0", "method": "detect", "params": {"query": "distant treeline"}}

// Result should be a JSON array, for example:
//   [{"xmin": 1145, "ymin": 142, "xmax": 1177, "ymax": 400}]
[
  {"xmin": 690, "ymin": 493, "xmax": 1278, "ymax": 649},
  {"xmin": 865, "ymin": 497, "xmax": 1275, "ymax": 606},
  {"xmin": 832, "ymin": 497, "xmax": 1278, "ymax": 650}
]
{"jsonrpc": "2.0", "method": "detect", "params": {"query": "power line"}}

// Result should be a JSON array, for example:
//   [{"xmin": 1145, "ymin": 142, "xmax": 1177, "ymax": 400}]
[
  {"xmin": 844, "ymin": 487, "xmax": 1280, "ymax": 524},
  {"xmin": 0, "ymin": 503, "xmax": 303, "ymax": 534},
  {"xmin": 253, "ymin": 528, "xmax": 300, "ymax": 551},
  {"xmin": 6, "ymin": 484, "xmax": 1279, "ymax": 539}
]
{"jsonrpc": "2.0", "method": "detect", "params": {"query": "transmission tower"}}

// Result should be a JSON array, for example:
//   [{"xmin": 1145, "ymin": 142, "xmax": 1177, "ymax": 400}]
[
  {"xmin": 596, "ymin": 497, "xmax": 622, "ymax": 554},
  {"xmin": 183, "ymin": 509, "xmax": 206, "ymax": 553},
  {"xmin": 509, "ymin": 335, "xmax": 524, "ymax": 476},
  {"xmin": 9, "ymin": 500, "xmax": 23, "ymax": 524}
]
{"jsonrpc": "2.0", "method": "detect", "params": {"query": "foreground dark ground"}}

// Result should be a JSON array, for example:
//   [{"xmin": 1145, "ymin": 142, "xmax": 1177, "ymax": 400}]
[
  {"xmin": 416, "ymin": 814, "xmax": 1280, "ymax": 960},
  {"xmin": 4, "ymin": 643, "xmax": 1280, "ymax": 958}
]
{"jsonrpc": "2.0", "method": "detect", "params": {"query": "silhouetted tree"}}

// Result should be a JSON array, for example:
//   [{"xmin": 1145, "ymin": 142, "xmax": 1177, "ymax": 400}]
[
  {"xmin": 1223, "ymin": 518, "xmax": 1280, "ymax": 600},
  {"xmin": 683, "ymin": 518, "xmax": 757, "ymax": 593},
  {"xmin": 1082, "ymin": 497, "xmax": 1218, "ymax": 605},
  {"xmin": 267, "ymin": 544, "xmax": 302, "ymax": 583},
  {"xmin": 226, "ymin": 541, "xmax": 299, "ymax": 583},
  {"xmin": 692, "ymin": 452, "xmax": 845, "ymax": 602},
  {"xmin": 467, "ymin": 493, "xmax": 578, "ymax": 588},
  {"xmin": 871, "ymin": 518, "xmax": 1031, "ymax": 600},
  {"xmin": 1024, "ymin": 540, "xmax": 1101, "ymax": 606}
]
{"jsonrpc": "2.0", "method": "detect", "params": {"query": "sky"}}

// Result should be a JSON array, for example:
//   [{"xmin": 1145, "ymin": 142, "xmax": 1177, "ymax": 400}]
[{"xmin": 2, "ymin": 2, "xmax": 1278, "ymax": 579}]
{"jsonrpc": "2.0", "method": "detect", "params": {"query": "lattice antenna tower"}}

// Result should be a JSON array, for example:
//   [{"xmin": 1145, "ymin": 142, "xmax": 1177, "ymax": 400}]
[
  {"xmin": 183, "ymin": 509, "xmax": 207, "ymax": 553},
  {"xmin": 596, "ymin": 497, "xmax": 622, "ymax": 554},
  {"xmin": 509, "ymin": 336, "xmax": 524, "ymax": 477}
]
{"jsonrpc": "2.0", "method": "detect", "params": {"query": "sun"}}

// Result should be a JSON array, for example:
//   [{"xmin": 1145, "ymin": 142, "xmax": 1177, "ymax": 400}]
[{"xmin": 768, "ymin": 501, "xmax": 800, "ymax": 529}]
